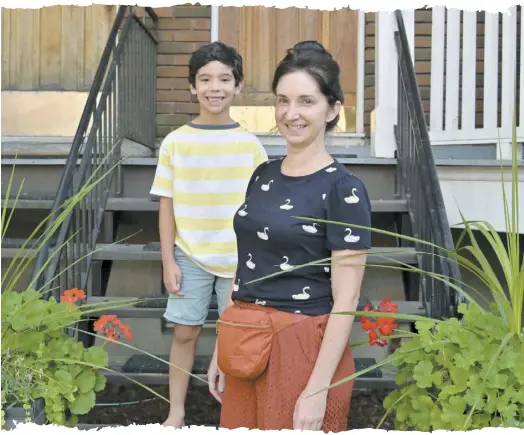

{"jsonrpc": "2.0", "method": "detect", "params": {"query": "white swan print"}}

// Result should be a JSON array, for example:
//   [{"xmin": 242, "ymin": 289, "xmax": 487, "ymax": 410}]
[
  {"xmin": 344, "ymin": 188, "xmax": 360, "ymax": 204},
  {"xmin": 255, "ymin": 299, "xmax": 266, "ymax": 306},
  {"xmin": 292, "ymin": 286, "xmax": 311, "ymax": 300},
  {"xmin": 302, "ymin": 223, "xmax": 319, "ymax": 234},
  {"xmin": 295, "ymin": 310, "xmax": 301, "ymax": 314},
  {"xmin": 324, "ymin": 266, "xmax": 330, "ymax": 273},
  {"xmin": 257, "ymin": 227, "xmax": 269, "ymax": 241},
  {"xmin": 261, "ymin": 180, "xmax": 274, "ymax": 191},
  {"xmin": 246, "ymin": 253, "xmax": 256, "ymax": 270},
  {"xmin": 280, "ymin": 199, "xmax": 293, "ymax": 210},
  {"xmin": 280, "ymin": 256, "xmax": 293, "ymax": 271},
  {"xmin": 255, "ymin": 176, "xmax": 260, "ymax": 182},
  {"xmin": 238, "ymin": 204, "xmax": 247, "ymax": 217},
  {"xmin": 344, "ymin": 228, "xmax": 361, "ymax": 243},
  {"xmin": 325, "ymin": 167, "xmax": 337, "ymax": 173},
  {"xmin": 233, "ymin": 279, "xmax": 240, "ymax": 292},
  {"xmin": 322, "ymin": 193, "xmax": 326, "ymax": 200}
]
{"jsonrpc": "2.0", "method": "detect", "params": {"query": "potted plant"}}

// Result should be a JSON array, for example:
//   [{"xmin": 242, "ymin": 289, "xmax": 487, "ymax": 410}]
[
  {"xmin": 249, "ymin": 122, "xmax": 523, "ymax": 430},
  {"xmin": 0, "ymin": 161, "xmax": 186, "ymax": 429}
]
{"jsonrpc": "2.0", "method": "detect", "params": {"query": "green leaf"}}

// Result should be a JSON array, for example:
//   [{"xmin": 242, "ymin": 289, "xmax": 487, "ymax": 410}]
[
  {"xmin": 441, "ymin": 395, "xmax": 467, "ymax": 427},
  {"xmin": 413, "ymin": 361, "xmax": 434, "ymax": 389},
  {"xmin": 448, "ymin": 366, "xmax": 469, "ymax": 390},
  {"xmin": 395, "ymin": 369, "xmax": 411, "ymax": 385},
  {"xmin": 486, "ymin": 373, "xmax": 509, "ymax": 390},
  {"xmin": 1, "ymin": 291, "xmax": 23, "ymax": 314},
  {"xmin": 94, "ymin": 373, "xmax": 107, "ymax": 393},
  {"xmin": 75, "ymin": 370, "xmax": 96, "ymax": 395},
  {"xmin": 68, "ymin": 390, "xmax": 96, "ymax": 415},
  {"xmin": 67, "ymin": 414, "xmax": 79, "ymax": 428},
  {"xmin": 83, "ymin": 346, "xmax": 108, "ymax": 368},
  {"xmin": 54, "ymin": 369, "xmax": 74, "ymax": 395}
]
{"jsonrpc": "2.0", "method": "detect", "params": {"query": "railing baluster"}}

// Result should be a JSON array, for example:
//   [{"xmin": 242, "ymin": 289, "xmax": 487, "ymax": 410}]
[
  {"xmin": 394, "ymin": 10, "xmax": 462, "ymax": 320},
  {"xmin": 30, "ymin": 6, "xmax": 157, "ymax": 310}
]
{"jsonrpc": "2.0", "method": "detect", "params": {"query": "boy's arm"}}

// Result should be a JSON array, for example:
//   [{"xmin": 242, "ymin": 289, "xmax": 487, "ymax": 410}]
[{"xmin": 150, "ymin": 136, "xmax": 181, "ymax": 293}]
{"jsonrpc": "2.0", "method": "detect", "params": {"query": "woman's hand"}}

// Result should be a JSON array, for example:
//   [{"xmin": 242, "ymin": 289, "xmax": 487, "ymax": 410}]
[
  {"xmin": 208, "ymin": 349, "xmax": 225, "ymax": 403},
  {"xmin": 293, "ymin": 388, "xmax": 328, "ymax": 431}
]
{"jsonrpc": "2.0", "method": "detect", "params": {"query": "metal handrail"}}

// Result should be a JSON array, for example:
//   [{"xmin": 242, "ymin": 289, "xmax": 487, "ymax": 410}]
[
  {"xmin": 31, "ymin": 5, "xmax": 158, "ymax": 297},
  {"xmin": 393, "ymin": 10, "xmax": 464, "ymax": 319}
]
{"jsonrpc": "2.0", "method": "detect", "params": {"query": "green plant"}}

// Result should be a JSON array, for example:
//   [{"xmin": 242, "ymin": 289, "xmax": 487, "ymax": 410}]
[
  {"xmin": 0, "ymin": 157, "xmax": 198, "ymax": 428},
  {"xmin": 247, "ymin": 119, "xmax": 523, "ymax": 430},
  {"xmin": 2, "ymin": 288, "xmax": 118, "ymax": 426}
]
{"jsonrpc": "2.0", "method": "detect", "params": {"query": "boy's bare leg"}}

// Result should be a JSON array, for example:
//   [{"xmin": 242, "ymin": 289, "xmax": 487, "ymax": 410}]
[{"xmin": 162, "ymin": 324, "xmax": 202, "ymax": 428}]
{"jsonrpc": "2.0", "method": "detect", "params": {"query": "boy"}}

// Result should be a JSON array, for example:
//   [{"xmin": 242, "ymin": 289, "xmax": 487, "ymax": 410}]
[{"xmin": 150, "ymin": 41, "xmax": 268, "ymax": 428}]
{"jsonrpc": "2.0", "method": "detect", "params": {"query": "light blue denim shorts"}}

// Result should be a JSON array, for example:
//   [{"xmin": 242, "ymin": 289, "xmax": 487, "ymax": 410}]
[{"xmin": 164, "ymin": 246, "xmax": 232, "ymax": 326}]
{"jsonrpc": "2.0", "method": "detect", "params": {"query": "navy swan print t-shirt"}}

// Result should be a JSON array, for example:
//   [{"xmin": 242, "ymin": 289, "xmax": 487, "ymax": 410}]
[{"xmin": 231, "ymin": 158, "xmax": 372, "ymax": 316}]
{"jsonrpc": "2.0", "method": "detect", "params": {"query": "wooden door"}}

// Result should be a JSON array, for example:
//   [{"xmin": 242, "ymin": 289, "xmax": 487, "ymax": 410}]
[
  {"xmin": 1, "ymin": 5, "xmax": 116, "ymax": 91},
  {"xmin": 218, "ymin": 6, "xmax": 359, "ymax": 132}
]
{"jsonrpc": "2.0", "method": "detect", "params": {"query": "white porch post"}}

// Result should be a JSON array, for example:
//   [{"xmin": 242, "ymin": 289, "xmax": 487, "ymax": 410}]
[
  {"xmin": 371, "ymin": 10, "xmax": 414, "ymax": 158},
  {"xmin": 210, "ymin": 6, "xmax": 219, "ymax": 42}
]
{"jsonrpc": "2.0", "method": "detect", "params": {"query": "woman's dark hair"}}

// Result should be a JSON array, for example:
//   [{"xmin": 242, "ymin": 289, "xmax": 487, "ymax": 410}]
[
  {"xmin": 271, "ymin": 41, "xmax": 344, "ymax": 132},
  {"xmin": 188, "ymin": 41, "xmax": 243, "ymax": 87}
]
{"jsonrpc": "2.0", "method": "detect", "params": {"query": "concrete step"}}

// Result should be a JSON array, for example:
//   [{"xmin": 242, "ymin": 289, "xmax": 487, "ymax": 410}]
[
  {"xmin": 2, "ymin": 154, "xmax": 401, "ymax": 202},
  {"xmin": 97, "ymin": 243, "xmax": 416, "ymax": 264},
  {"xmin": 87, "ymin": 296, "xmax": 425, "ymax": 322},
  {"xmin": 1, "ymin": 240, "xmax": 417, "ymax": 264},
  {"xmin": 1, "ymin": 194, "xmax": 409, "ymax": 213},
  {"xmin": 104, "ymin": 355, "xmax": 396, "ymax": 391}
]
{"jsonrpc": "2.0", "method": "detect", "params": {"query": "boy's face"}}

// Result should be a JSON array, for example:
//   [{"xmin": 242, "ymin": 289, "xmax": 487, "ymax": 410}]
[{"xmin": 190, "ymin": 61, "xmax": 241, "ymax": 117}]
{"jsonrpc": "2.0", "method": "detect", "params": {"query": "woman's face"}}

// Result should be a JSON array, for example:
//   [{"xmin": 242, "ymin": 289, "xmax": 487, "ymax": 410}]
[{"xmin": 274, "ymin": 71, "xmax": 340, "ymax": 148}]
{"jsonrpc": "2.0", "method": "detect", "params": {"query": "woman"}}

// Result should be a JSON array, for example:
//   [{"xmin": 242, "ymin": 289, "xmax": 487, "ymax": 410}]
[{"xmin": 207, "ymin": 41, "xmax": 372, "ymax": 432}]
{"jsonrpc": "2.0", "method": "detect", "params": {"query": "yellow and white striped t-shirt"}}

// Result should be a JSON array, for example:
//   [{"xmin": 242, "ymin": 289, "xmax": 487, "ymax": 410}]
[{"xmin": 150, "ymin": 122, "xmax": 268, "ymax": 278}]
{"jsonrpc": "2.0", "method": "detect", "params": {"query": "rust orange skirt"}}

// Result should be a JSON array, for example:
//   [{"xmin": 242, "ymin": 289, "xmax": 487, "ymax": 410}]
[{"xmin": 219, "ymin": 302, "xmax": 355, "ymax": 432}]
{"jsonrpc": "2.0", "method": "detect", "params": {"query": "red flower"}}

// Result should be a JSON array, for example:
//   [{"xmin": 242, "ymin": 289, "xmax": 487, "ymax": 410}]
[
  {"xmin": 94, "ymin": 315, "xmax": 133, "ymax": 342},
  {"xmin": 378, "ymin": 322, "xmax": 396, "ymax": 336},
  {"xmin": 361, "ymin": 317, "xmax": 377, "ymax": 332},
  {"xmin": 368, "ymin": 330, "xmax": 387, "ymax": 347},
  {"xmin": 361, "ymin": 299, "xmax": 398, "ymax": 346},
  {"xmin": 60, "ymin": 288, "xmax": 86, "ymax": 304},
  {"xmin": 379, "ymin": 298, "xmax": 399, "ymax": 313}
]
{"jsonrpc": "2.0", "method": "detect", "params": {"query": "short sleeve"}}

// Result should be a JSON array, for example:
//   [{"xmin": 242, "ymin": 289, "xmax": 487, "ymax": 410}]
[
  {"xmin": 325, "ymin": 175, "xmax": 372, "ymax": 251},
  {"xmin": 253, "ymin": 140, "xmax": 269, "ymax": 168},
  {"xmin": 149, "ymin": 136, "xmax": 174, "ymax": 198}
]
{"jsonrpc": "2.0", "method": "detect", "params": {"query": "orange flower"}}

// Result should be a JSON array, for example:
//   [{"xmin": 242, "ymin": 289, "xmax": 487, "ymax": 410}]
[
  {"xmin": 368, "ymin": 329, "xmax": 387, "ymax": 347},
  {"xmin": 94, "ymin": 315, "xmax": 133, "ymax": 342},
  {"xmin": 379, "ymin": 298, "xmax": 399, "ymax": 313},
  {"xmin": 60, "ymin": 288, "xmax": 86, "ymax": 304},
  {"xmin": 361, "ymin": 317, "xmax": 377, "ymax": 332},
  {"xmin": 361, "ymin": 299, "xmax": 398, "ymax": 346},
  {"xmin": 378, "ymin": 322, "xmax": 396, "ymax": 336}
]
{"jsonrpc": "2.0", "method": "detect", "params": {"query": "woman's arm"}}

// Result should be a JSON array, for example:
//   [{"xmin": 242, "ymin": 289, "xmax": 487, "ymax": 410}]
[
  {"xmin": 306, "ymin": 249, "xmax": 367, "ymax": 391},
  {"xmin": 293, "ymin": 248, "xmax": 367, "ymax": 430}
]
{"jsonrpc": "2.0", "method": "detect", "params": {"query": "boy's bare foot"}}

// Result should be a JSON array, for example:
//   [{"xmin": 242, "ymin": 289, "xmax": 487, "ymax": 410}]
[{"xmin": 162, "ymin": 415, "xmax": 185, "ymax": 428}]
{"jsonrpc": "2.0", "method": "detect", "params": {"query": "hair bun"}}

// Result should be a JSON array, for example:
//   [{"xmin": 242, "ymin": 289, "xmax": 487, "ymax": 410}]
[{"xmin": 293, "ymin": 40, "xmax": 329, "ymax": 55}]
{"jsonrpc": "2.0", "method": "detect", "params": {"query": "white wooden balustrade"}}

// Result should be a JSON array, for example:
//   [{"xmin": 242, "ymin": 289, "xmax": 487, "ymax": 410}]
[{"xmin": 373, "ymin": 7, "xmax": 523, "ymax": 160}]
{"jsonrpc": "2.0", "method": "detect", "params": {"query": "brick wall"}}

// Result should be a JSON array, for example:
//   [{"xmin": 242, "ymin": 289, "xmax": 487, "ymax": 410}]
[{"xmin": 154, "ymin": 5, "xmax": 211, "ymax": 139}]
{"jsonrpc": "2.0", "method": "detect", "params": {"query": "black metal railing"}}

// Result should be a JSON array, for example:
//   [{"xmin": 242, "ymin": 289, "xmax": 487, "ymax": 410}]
[
  {"xmin": 31, "ymin": 6, "xmax": 158, "ymax": 298},
  {"xmin": 393, "ymin": 10, "xmax": 464, "ymax": 319}
]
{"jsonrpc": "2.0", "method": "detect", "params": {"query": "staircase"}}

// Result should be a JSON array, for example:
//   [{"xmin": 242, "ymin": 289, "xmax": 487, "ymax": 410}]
[{"xmin": 1, "ymin": 9, "xmax": 461, "ymax": 396}]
